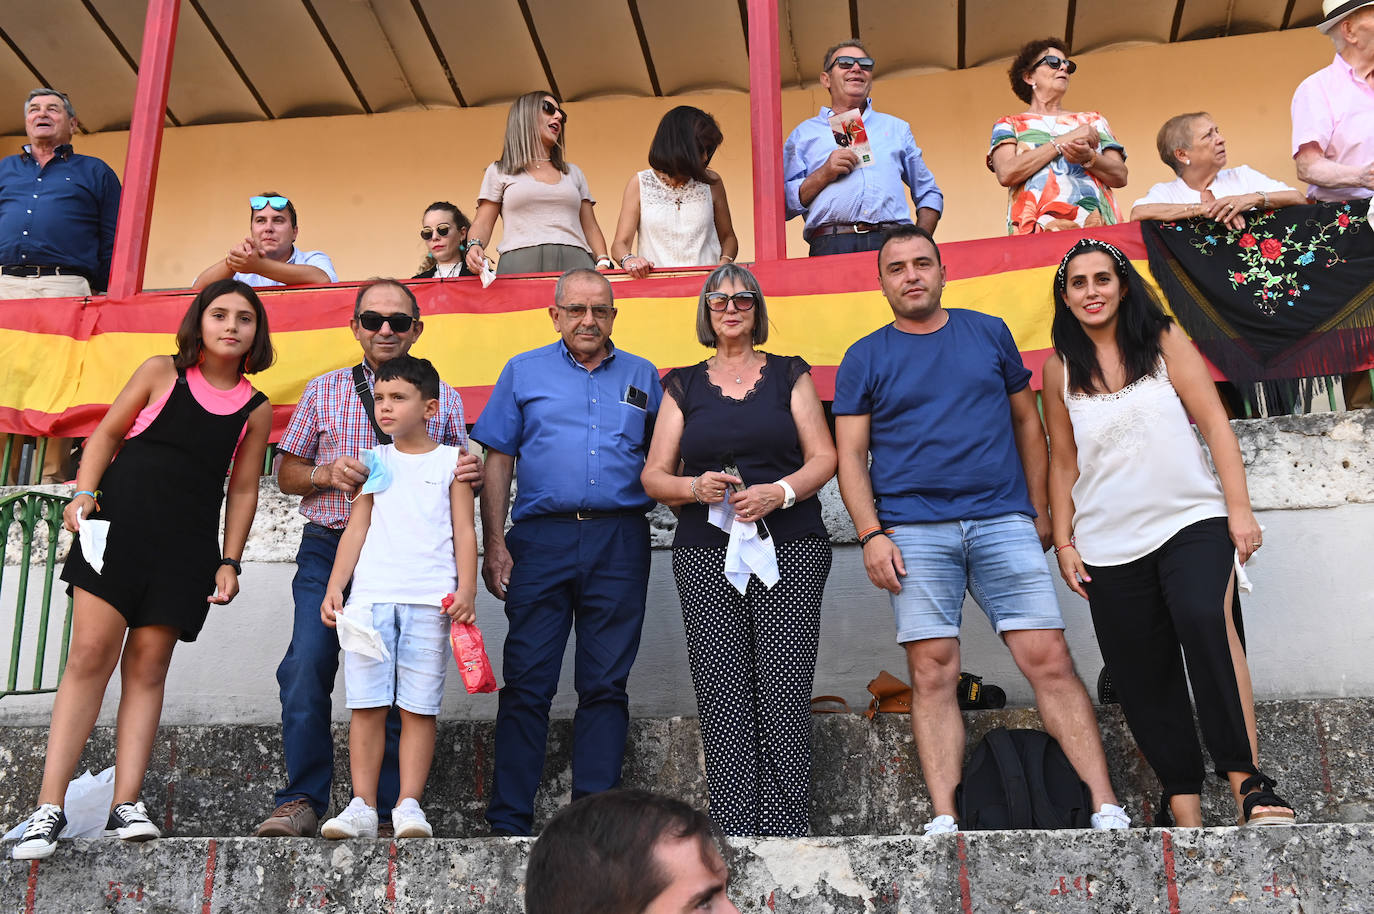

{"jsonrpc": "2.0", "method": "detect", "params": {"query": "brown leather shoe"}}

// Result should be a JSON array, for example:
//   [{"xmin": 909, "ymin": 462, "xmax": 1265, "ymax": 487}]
[{"xmin": 255, "ymin": 799, "xmax": 319, "ymax": 838}]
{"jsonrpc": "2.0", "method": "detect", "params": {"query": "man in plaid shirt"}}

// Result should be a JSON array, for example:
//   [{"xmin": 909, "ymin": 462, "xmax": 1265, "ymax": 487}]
[{"xmin": 255, "ymin": 279, "xmax": 482, "ymax": 838}]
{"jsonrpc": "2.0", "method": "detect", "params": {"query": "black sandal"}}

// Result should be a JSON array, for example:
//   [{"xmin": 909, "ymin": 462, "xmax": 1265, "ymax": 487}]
[{"xmin": 1239, "ymin": 773, "xmax": 1296, "ymax": 827}]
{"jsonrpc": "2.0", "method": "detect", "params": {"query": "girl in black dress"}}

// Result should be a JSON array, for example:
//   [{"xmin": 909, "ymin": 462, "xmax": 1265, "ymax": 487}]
[{"xmin": 11, "ymin": 279, "xmax": 275, "ymax": 860}]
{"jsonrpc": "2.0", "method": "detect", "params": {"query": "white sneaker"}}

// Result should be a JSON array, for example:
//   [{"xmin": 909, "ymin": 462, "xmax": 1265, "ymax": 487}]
[
  {"xmin": 320, "ymin": 797, "xmax": 378, "ymax": 839},
  {"xmin": 391, "ymin": 798, "xmax": 433, "ymax": 838},
  {"xmin": 1091, "ymin": 803, "xmax": 1131, "ymax": 830},
  {"xmin": 11, "ymin": 804, "xmax": 66, "ymax": 860},
  {"xmin": 104, "ymin": 800, "xmax": 161, "ymax": 841},
  {"xmin": 923, "ymin": 814, "xmax": 958, "ymax": 836}
]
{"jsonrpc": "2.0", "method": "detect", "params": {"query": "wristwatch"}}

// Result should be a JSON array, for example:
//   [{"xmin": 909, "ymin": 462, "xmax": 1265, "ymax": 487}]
[{"xmin": 775, "ymin": 478, "xmax": 797, "ymax": 510}]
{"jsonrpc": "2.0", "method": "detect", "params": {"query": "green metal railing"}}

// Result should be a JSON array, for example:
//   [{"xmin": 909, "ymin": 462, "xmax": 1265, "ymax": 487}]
[{"xmin": 0, "ymin": 490, "xmax": 74, "ymax": 698}]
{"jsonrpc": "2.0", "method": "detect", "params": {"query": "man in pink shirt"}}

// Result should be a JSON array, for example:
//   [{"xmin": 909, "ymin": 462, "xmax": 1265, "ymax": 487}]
[{"xmin": 1292, "ymin": 0, "xmax": 1374, "ymax": 406}]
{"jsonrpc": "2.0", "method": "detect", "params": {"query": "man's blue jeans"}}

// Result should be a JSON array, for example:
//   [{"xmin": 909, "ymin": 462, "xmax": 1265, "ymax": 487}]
[{"xmin": 274, "ymin": 523, "xmax": 400, "ymax": 819}]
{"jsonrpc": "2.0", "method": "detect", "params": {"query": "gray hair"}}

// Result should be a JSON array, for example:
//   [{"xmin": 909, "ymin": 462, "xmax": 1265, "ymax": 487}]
[
  {"xmin": 696, "ymin": 263, "xmax": 769, "ymax": 347},
  {"xmin": 497, "ymin": 91, "xmax": 568, "ymax": 176},
  {"xmin": 24, "ymin": 88, "xmax": 75, "ymax": 120},
  {"xmin": 821, "ymin": 39, "xmax": 870, "ymax": 72},
  {"xmin": 554, "ymin": 268, "xmax": 612, "ymax": 306},
  {"xmin": 1156, "ymin": 112, "xmax": 1209, "ymax": 174}
]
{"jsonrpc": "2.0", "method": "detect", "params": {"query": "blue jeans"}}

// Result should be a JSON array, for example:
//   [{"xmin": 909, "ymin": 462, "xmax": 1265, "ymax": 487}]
[
  {"xmin": 274, "ymin": 523, "xmax": 401, "ymax": 819},
  {"xmin": 485, "ymin": 514, "xmax": 651, "ymax": 835},
  {"xmin": 806, "ymin": 229, "xmax": 891, "ymax": 257}
]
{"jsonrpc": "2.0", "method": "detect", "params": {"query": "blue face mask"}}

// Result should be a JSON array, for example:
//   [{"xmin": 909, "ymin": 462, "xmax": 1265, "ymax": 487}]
[{"xmin": 356, "ymin": 448, "xmax": 392, "ymax": 496}]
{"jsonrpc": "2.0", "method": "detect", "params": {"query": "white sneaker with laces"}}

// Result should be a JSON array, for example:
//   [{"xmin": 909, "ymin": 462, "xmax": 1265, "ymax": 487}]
[
  {"xmin": 11, "ymin": 804, "xmax": 66, "ymax": 860},
  {"xmin": 391, "ymin": 798, "xmax": 433, "ymax": 838},
  {"xmin": 104, "ymin": 800, "xmax": 161, "ymax": 841},
  {"xmin": 320, "ymin": 797, "xmax": 379, "ymax": 839},
  {"xmin": 922, "ymin": 814, "xmax": 958, "ymax": 836},
  {"xmin": 1091, "ymin": 803, "xmax": 1131, "ymax": 830}
]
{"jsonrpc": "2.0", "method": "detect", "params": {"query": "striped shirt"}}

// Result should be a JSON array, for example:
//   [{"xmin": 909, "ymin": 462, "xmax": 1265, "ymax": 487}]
[{"xmin": 279, "ymin": 361, "xmax": 467, "ymax": 529}]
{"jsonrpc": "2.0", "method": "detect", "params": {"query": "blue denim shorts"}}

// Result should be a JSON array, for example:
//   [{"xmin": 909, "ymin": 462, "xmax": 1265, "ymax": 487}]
[
  {"xmin": 886, "ymin": 513, "xmax": 1064, "ymax": 643},
  {"xmin": 342, "ymin": 602, "xmax": 449, "ymax": 715}
]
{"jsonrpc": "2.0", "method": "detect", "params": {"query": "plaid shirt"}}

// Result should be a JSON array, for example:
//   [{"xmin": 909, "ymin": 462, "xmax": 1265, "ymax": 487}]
[{"xmin": 280, "ymin": 361, "xmax": 467, "ymax": 529}]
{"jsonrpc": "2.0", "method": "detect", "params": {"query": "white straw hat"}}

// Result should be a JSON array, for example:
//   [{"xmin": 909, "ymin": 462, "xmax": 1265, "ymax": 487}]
[{"xmin": 1318, "ymin": 0, "xmax": 1374, "ymax": 33}]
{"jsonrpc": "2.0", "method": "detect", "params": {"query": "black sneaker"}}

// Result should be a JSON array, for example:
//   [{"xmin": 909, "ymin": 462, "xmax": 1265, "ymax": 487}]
[
  {"xmin": 11, "ymin": 804, "xmax": 66, "ymax": 860},
  {"xmin": 1097, "ymin": 668, "xmax": 1119, "ymax": 705},
  {"xmin": 104, "ymin": 801, "xmax": 161, "ymax": 842}
]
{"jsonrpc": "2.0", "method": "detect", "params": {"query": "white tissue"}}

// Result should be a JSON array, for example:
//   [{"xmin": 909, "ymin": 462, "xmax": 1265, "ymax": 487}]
[
  {"xmin": 708, "ymin": 501, "xmax": 780, "ymax": 594},
  {"xmin": 336, "ymin": 607, "xmax": 391, "ymax": 661},
  {"xmin": 76, "ymin": 512, "xmax": 110, "ymax": 574},
  {"xmin": 480, "ymin": 258, "xmax": 497, "ymax": 288}
]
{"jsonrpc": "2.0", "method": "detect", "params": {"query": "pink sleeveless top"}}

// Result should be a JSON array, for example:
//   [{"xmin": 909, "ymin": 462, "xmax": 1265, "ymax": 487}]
[{"xmin": 129, "ymin": 364, "xmax": 256, "ymax": 448}]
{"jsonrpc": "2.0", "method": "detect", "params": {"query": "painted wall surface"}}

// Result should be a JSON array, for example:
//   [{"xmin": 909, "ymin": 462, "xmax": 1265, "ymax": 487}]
[
  {"xmin": 2, "ymin": 502, "xmax": 1370, "ymax": 727},
  {"xmin": 4, "ymin": 28, "xmax": 1335, "ymax": 289}
]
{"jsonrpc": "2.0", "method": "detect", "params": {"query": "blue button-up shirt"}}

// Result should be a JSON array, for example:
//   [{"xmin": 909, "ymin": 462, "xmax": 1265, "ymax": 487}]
[
  {"xmin": 783, "ymin": 101, "xmax": 943, "ymax": 237},
  {"xmin": 472, "ymin": 340, "xmax": 662, "ymax": 522},
  {"xmin": 0, "ymin": 144, "xmax": 121, "ymax": 291}
]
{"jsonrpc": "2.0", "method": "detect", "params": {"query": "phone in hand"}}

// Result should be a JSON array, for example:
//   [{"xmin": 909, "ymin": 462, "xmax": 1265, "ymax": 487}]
[{"xmin": 722, "ymin": 457, "xmax": 770, "ymax": 540}]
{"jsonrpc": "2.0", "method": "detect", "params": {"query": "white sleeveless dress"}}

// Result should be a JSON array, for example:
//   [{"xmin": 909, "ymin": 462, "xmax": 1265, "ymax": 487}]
[
  {"xmin": 636, "ymin": 169, "xmax": 720, "ymax": 268},
  {"xmin": 1064, "ymin": 361, "xmax": 1227, "ymax": 566}
]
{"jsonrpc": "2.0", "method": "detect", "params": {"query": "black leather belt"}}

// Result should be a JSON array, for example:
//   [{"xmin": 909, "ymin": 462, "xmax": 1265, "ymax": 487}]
[
  {"xmin": 1, "ymin": 264, "xmax": 87, "ymax": 279},
  {"xmin": 808, "ymin": 221, "xmax": 905, "ymax": 239},
  {"xmin": 542, "ymin": 509, "xmax": 645, "ymax": 521}
]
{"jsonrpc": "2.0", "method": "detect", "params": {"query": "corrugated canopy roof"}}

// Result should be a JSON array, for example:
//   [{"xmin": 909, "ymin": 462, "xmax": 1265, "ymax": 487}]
[{"xmin": 0, "ymin": 0, "xmax": 1331, "ymax": 135}]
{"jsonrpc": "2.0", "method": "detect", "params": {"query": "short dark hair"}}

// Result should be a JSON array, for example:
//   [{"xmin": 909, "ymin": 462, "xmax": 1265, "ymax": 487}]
[
  {"xmin": 174, "ymin": 279, "xmax": 276, "ymax": 374},
  {"xmin": 696, "ymin": 263, "xmax": 768, "ymax": 346},
  {"xmin": 354, "ymin": 278, "xmax": 420, "ymax": 319},
  {"xmin": 877, "ymin": 224, "xmax": 941, "ymax": 269},
  {"xmin": 1008, "ymin": 37, "xmax": 1068, "ymax": 104},
  {"xmin": 374, "ymin": 354, "xmax": 440, "ymax": 401},
  {"xmin": 24, "ymin": 88, "xmax": 75, "ymax": 120},
  {"xmin": 822, "ymin": 39, "xmax": 869, "ymax": 71},
  {"xmin": 647, "ymin": 106, "xmax": 722, "ymax": 184},
  {"xmin": 554, "ymin": 268, "xmax": 613, "ymax": 306},
  {"xmin": 251, "ymin": 190, "xmax": 298, "ymax": 229},
  {"xmin": 525, "ymin": 790, "xmax": 723, "ymax": 914}
]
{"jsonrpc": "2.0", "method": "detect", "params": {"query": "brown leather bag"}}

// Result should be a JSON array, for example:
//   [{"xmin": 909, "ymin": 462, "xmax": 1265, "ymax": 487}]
[{"xmin": 864, "ymin": 670, "xmax": 912, "ymax": 719}]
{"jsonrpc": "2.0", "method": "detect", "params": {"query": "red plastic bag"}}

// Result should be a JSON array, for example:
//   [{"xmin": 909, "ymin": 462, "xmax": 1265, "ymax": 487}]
[{"xmin": 443, "ymin": 595, "xmax": 497, "ymax": 694}]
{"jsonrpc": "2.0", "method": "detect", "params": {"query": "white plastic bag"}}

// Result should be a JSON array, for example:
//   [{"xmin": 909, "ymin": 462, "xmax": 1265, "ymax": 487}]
[{"xmin": 4, "ymin": 766, "xmax": 117, "ymax": 840}]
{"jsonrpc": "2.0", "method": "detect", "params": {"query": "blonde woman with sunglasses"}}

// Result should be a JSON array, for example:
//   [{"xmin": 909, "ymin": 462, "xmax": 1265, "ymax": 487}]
[
  {"xmin": 987, "ymin": 38, "xmax": 1129, "ymax": 235},
  {"xmin": 465, "ymin": 92, "xmax": 612, "ymax": 276},
  {"xmin": 414, "ymin": 201, "xmax": 473, "ymax": 279}
]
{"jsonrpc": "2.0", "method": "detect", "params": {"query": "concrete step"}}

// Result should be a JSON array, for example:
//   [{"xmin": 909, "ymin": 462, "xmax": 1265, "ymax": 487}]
[
  {"xmin": 3, "ymin": 826, "xmax": 1373, "ymax": 913},
  {"xmin": 2, "ymin": 699, "xmax": 1369, "ymax": 840}
]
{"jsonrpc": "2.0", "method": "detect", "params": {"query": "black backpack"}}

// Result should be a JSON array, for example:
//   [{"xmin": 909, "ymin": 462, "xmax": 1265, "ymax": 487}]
[{"xmin": 954, "ymin": 727, "xmax": 1093, "ymax": 830}]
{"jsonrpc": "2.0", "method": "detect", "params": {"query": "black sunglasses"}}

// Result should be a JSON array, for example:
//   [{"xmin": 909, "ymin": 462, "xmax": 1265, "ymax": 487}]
[
  {"xmin": 831, "ymin": 55, "xmax": 875, "ymax": 72},
  {"xmin": 705, "ymin": 291, "xmax": 758, "ymax": 312},
  {"xmin": 420, "ymin": 223, "xmax": 455, "ymax": 241},
  {"xmin": 356, "ymin": 311, "xmax": 415, "ymax": 333},
  {"xmin": 541, "ymin": 99, "xmax": 568, "ymax": 123},
  {"xmin": 1033, "ymin": 55, "xmax": 1077, "ymax": 74}
]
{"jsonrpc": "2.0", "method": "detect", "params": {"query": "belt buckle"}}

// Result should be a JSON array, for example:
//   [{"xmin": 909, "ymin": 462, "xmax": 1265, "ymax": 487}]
[
  {"xmin": 574, "ymin": 510, "xmax": 592, "ymax": 521},
  {"xmin": 852, "ymin": 222, "xmax": 871, "ymax": 234}
]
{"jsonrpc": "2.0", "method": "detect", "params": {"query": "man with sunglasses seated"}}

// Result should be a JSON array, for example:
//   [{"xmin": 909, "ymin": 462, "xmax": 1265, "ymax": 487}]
[
  {"xmin": 257, "ymin": 278, "xmax": 482, "ymax": 838},
  {"xmin": 192, "ymin": 192, "xmax": 337, "ymax": 289},
  {"xmin": 784, "ymin": 40, "xmax": 943, "ymax": 257}
]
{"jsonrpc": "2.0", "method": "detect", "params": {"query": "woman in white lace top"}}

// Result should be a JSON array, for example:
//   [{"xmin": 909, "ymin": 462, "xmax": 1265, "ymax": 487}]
[
  {"xmin": 611, "ymin": 106, "xmax": 738, "ymax": 279},
  {"xmin": 1042, "ymin": 237, "xmax": 1294, "ymax": 830}
]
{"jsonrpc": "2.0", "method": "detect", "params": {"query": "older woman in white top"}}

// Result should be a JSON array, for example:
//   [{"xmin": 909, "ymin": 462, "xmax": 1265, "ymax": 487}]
[
  {"xmin": 1043, "ymin": 237, "xmax": 1295, "ymax": 831},
  {"xmin": 611, "ymin": 106, "xmax": 738, "ymax": 280},
  {"xmin": 1131, "ymin": 113, "xmax": 1307, "ymax": 230},
  {"xmin": 465, "ymin": 92, "xmax": 612, "ymax": 276}
]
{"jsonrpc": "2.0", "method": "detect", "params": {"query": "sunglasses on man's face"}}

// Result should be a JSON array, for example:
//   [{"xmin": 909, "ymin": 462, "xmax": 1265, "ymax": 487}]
[
  {"xmin": 541, "ymin": 99, "xmax": 568, "ymax": 123},
  {"xmin": 831, "ymin": 55, "xmax": 875, "ymax": 72},
  {"xmin": 420, "ymin": 223, "xmax": 456, "ymax": 241},
  {"xmin": 356, "ymin": 311, "xmax": 415, "ymax": 333},
  {"xmin": 1034, "ymin": 55, "xmax": 1077, "ymax": 74},
  {"xmin": 249, "ymin": 195, "xmax": 290, "ymax": 211}
]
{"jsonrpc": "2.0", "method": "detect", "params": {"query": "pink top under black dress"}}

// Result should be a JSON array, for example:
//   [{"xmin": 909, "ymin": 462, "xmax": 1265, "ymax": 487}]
[{"xmin": 62, "ymin": 364, "xmax": 266, "ymax": 642}]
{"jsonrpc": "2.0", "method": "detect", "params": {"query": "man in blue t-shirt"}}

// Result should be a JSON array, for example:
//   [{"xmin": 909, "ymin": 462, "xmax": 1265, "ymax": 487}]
[{"xmin": 834, "ymin": 225, "xmax": 1128, "ymax": 835}]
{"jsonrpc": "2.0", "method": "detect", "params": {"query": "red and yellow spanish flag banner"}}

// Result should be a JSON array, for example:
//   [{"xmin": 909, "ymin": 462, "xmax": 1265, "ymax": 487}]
[{"xmin": 0, "ymin": 224, "xmax": 1150, "ymax": 441}]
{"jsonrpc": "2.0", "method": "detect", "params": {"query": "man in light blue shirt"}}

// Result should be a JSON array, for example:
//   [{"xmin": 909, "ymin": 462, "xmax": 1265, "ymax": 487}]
[
  {"xmin": 472, "ymin": 268, "xmax": 662, "ymax": 836},
  {"xmin": 784, "ymin": 39, "xmax": 943, "ymax": 256},
  {"xmin": 192, "ymin": 192, "xmax": 338, "ymax": 288}
]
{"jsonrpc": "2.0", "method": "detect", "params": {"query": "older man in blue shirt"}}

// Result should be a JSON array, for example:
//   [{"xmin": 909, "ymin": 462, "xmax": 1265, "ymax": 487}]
[
  {"xmin": 0, "ymin": 88, "xmax": 120, "ymax": 298},
  {"xmin": 784, "ymin": 40, "xmax": 943, "ymax": 256},
  {"xmin": 473, "ymin": 268, "xmax": 661, "ymax": 836}
]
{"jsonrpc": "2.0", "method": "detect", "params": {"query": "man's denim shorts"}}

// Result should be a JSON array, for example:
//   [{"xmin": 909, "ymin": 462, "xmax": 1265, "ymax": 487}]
[
  {"xmin": 886, "ymin": 513, "xmax": 1064, "ymax": 643},
  {"xmin": 343, "ymin": 602, "xmax": 449, "ymax": 715}
]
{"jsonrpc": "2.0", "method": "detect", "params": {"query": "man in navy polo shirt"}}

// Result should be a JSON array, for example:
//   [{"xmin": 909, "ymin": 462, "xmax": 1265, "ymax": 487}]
[
  {"xmin": 473, "ymin": 268, "xmax": 661, "ymax": 836},
  {"xmin": 0, "ymin": 88, "xmax": 120, "ymax": 299}
]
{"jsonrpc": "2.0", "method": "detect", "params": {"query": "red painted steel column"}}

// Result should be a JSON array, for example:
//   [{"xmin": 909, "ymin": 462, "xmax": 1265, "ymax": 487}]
[
  {"xmin": 747, "ymin": 0, "xmax": 786, "ymax": 262},
  {"xmin": 106, "ymin": 0, "xmax": 180, "ymax": 300}
]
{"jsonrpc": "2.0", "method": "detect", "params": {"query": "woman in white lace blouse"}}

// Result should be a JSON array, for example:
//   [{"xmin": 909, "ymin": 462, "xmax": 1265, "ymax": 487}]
[
  {"xmin": 1042, "ymin": 237, "xmax": 1294, "ymax": 830},
  {"xmin": 611, "ymin": 106, "xmax": 738, "ymax": 279}
]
